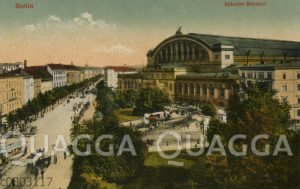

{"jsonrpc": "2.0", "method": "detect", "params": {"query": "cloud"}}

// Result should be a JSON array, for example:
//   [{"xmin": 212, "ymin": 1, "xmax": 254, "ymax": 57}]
[
  {"xmin": 48, "ymin": 15, "xmax": 61, "ymax": 22},
  {"xmin": 24, "ymin": 24, "xmax": 35, "ymax": 32},
  {"xmin": 95, "ymin": 44, "xmax": 135, "ymax": 55},
  {"xmin": 22, "ymin": 12, "xmax": 116, "ymax": 34}
]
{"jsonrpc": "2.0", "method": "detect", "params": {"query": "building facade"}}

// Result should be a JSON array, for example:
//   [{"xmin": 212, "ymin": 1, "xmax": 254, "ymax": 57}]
[
  {"xmin": 47, "ymin": 64, "xmax": 67, "ymax": 88},
  {"xmin": 41, "ymin": 81, "xmax": 53, "ymax": 94},
  {"xmin": 105, "ymin": 66, "xmax": 137, "ymax": 89},
  {"xmin": 0, "ymin": 62, "xmax": 24, "ymax": 73},
  {"xmin": 239, "ymin": 63, "xmax": 300, "ymax": 124},
  {"xmin": 118, "ymin": 30, "xmax": 300, "ymax": 108},
  {"xmin": 77, "ymin": 66, "xmax": 102, "ymax": 80},
  {"xmin": 176, "ymin": 73, "xmax": 239, "ymax": 107},
  {"xmin": 22, "ymin": 75, "xmax": 34, "ymax": 104},
  {"xmin": 64, "ymin": 65, "xmax": 82, "ymax": 85},
  {"xmin": 0, "ymin": 75, "xmax": 24, "ymax": 115},
  {"xmin": 146, "ymin": 32, "xmax": 300, "ymax": 68},
  {"xmin": 33, "ymin": 79, "xmax": 42, "ymax": 97},
  {"xmin": 24, "ymin": 66, "xmax": 52, "ymax": 96},
  {"xmin": 8, "ymin": 69, "xmax": 34, "ymax": 104}
]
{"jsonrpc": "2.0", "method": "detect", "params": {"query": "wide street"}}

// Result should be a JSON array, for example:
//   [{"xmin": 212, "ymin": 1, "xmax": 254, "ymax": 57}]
[{"xmin": 1, "ymin": 90, "xmax": 96, "ymax": 189}]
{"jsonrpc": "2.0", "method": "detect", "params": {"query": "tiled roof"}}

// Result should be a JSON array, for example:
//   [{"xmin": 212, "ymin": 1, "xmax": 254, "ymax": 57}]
[
  {"xmin": 0, "ymin": 62, "xmax": 23, "ymax": 66},
  {"xmin": 5, "ymin": 68, "xmax": 32, "ymax": 78},
  {"xmin": 0, "ymin": 71, "xmax": 23, "ymax": 78},
  {"xmin": 63, "ymin": 64, "xmax": 80, "ymax": 71},
  {"xmin": 24, "ymin": 66, "xmax": 53, "ymax": 81},
  {"xmin": 118, "ymin": 73, "xmax": 142, "ymax": 78},
  {"xmin": 106, "ymin": 66, "xmax": 136, "ymax": 72},
  {"xmin": 47, "ymin": 63, "xmax": 66, "ymax": 70},
  {"xmin": 47, "ymin": 63, "xmax": 80, "ymax": 71}
]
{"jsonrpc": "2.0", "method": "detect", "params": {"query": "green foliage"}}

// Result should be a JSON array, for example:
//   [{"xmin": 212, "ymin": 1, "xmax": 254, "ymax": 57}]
[
  {"xmin": 80, "ymin": 173, "xmax": 120, "ymax": 189},
  {"xmin": 122, "ymin": 152, "xmax": 227, "ymax": 189},
  {"xmin": 207, "ymin": 86, "xmax": 300, "ymax": 189},
  {"xmin": 115, "ymin": 108, "xmax": 141, "ymax": 123},
  {"xmin": 115, "ymin": 90, "xmax": 137, "ymax": 108},
  {"xmin": 95, "ymin": 80, "xmax": 117, "ymax": 115},
  {"xmin": 200, "ymin": 101, "xmax": 216, "ymax": 117},
  {"xmin": 206, "ymin": 118, "xmax": 227, "ymax": 142},
  {"xmin": 69, "ymin": 81, "xmax": 147, "ymax": 188},
  {"xmin": 133, "ymin": 88, "xmax": 171, "ymax": 116}
]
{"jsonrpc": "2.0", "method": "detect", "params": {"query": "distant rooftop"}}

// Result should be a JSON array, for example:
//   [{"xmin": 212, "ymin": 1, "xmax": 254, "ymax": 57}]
[
  {"xmin": 7, "ymin": 68, "xmax": 32, "ymax": 78},
  {"xmin": 187, "ymin": 33, "xmax": 300, "ymax": 57},
  {"xmin": 25, "ymin": 66, "xmax": 53, "ymax": 81},
  {"xmin": 47, "ymin": 63, "xmax": 81, "ymax": 71},
  {"xmin": 118, "ymin": 72, "xmax": 142, "ymax": 78},
  {"xmin": 177, "ymin": 72, "xmax": 240, "ymax": 80},
  {"xmin": 239, "ymin": 62, "xmax": 300, "ymax": 70},
  {"xmin": 106, "ymin": 66, "xmax": 136, "ymax": 72},
  {"xmin": 0, "ymin": 62, "xmax": 23, "ymax": 66}
]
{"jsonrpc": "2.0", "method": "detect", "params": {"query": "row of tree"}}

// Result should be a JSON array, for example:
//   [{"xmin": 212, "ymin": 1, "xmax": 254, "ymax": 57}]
[
  {"xmin": 3, "ymin": 75, "xmax": 101, "ymax": 132},
  {"xmin": 69, "ymin": 80, "xmax": 147, "ymax": 189}
]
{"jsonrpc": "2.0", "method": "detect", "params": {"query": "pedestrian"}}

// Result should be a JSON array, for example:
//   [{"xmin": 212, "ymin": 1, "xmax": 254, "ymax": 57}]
[
  {"xmin": 41, "ymin": 169, "xmax": 44, "ymax": 180},
  {"xmin": 64, "ymin": 151, "xmax": 67, "ymax": 159},
  {"xmin": 11, "ymin": 178, "xmax": 16, "ymax": 187},
  {"xmin": 54, "ymin": 154, "xmax": 57, "ymax": 164}
]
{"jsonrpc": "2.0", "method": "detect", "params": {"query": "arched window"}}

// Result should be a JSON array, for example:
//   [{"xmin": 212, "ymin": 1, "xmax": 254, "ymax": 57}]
[
  {"xmin": 196, "ymin": 83, "xmax": 201, "ymax": 96},
  {"xmin": 178, "ymin": 43, "xmax": 182, "ymax": 61},
  {"xmin": 183, "ymin": 43, "xmax": 187, "ymax": 62},
  {"xmin": 283, "ymin": 73, "xmax": 286, "ymax": 79},
  {"xmin": 177, "ymin": 83, "xmax": 182, "ymax": 95},
  {"xmin": 203, "ymin": 84, "xmax": 207, "ymax": 96},
  {"xmin": 162, "ymin": 49, "xmax": 167, "ymax": 63},
  {"xmin": 172, "ymin": 44, "xmax": 176, "ymax": 62},
  {"xmin": 184, "ymin": 83, "xmax": 188, "ymax": 95},
  {"xmin": 195, "ymin": 46, "xmax": 199, "ymax": 62},
  {"xmin": 209, "ymin": 83, "xmax": 214, "ymax": 97},
  {"xmin": 189, "ymin": 44, "xmax": 193, "ymax": 62},
  {"xmin": 190, "ymin": 83, "xmax": 194, "ymax": 96},
  {"xmin": 219, "ymin": 84, "xmax": 225, "ymax": 97},
  {"xmin": 168, "ymin": 45, "xmax": 172, "ymax": 63},
  {"xmin": 202, "ymin": 50, "xmax": 207, "ymax": 61},
  {"xmin": 128, "ymin": 81, "xmax": 131, "ymax": 89}
]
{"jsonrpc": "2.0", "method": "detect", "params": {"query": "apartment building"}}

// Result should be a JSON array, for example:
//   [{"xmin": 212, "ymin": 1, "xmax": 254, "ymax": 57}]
[
  {"xmin": 0, "ymin": 75, "xmax": 24, "ymax": 115},
  {"xmin": 239, "ymin": 63, "xmax": 300, "ymax": 124}
]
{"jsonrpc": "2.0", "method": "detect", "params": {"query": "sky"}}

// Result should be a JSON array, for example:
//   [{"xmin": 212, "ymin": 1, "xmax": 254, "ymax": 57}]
[{"xmin": 0, "ymin": 0, "xmax": 299, "ymax": 67}]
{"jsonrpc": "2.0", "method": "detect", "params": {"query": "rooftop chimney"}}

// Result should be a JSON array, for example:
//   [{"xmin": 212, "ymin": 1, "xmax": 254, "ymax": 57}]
[{"xmin": 24, "ymin": 59, "xmax": 27, "ymax": 68}]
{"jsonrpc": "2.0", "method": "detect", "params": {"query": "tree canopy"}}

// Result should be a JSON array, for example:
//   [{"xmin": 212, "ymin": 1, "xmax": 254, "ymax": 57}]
[
  {"xmin": 133, "ymin": 88, "xmax": 171, "ymax": 116},
  {"xmin": 69, "ymin": 80, "xmax": 147, "ymax": 189},
  {"xmin": 204, "ymin": 87, "xmax": 300, "ymax": 189}
]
